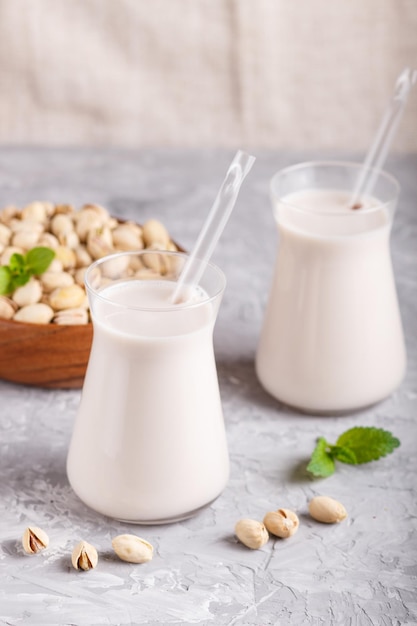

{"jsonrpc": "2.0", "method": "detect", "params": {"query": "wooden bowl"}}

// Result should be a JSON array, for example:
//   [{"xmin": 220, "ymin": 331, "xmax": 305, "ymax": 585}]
[
  {"xmin": 0, "ymin": 318, "xmax": 93, "ymax": 389},
  {"xmin": 0, "ymin": 242, "xmax": 186, "ymax": 389}
]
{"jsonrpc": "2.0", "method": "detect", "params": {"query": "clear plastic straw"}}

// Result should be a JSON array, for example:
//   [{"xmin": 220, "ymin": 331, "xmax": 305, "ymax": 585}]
[
  {"xmin": 172, "ymin": 150, "xmax": 255, "ymax": 303},
  {"xmin": 351, "ymin": 67, "xmax": 417, "ymax": 207}
]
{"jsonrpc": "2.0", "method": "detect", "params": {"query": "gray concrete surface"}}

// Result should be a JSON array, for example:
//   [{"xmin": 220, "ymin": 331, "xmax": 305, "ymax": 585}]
[{"xmin": 0, "ymin": 148, "xmax": 416, "ymax": 625}]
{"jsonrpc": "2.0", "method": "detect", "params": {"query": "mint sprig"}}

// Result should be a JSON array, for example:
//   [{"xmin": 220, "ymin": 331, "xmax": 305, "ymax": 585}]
[
  {"xmin": 307, "ymin": 427, "xmax": 400, "ymax": 478},
  {"xmin": 0, "ymin": 247, "xmax": 55, "ymax": 295}
]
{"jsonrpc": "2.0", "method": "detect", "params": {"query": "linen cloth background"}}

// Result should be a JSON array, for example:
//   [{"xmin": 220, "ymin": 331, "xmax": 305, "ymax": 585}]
[{"xmin": 0, "ymin": 0, "xmax": 416, "ymax": 151}]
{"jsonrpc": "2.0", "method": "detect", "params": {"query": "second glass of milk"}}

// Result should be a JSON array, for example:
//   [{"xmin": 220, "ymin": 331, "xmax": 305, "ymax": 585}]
[
  {"xmin": 67, "ymin": 250, "xmax": 229, "ymax": 523},
  {"xmin": 256, "ymin": 161, "xmax": 406, "ymax": 414}
]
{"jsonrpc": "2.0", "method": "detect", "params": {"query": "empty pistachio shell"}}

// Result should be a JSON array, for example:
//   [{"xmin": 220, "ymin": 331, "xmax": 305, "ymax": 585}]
[
  {"xmin": 112, "ymin": 534, "xmax": 154, "ymax": 563},
  {"xmin": 12, "ymin": 279, "xmax": 42, "ymax": 307},
  {"xmin": 14, "ymin": 303, "xmax": 54, "ymax": 324},
  {"xmin": 71, "ymin": 540, "xmax": 98, "ymax": 571},
  {"xmin": 53, "ymin": 307, "xmax": 89, "ymax": 325},
  {"xmin": 22, "ymin": 526, "xmax": 49, "ymax": 554},
  {"xmin": 49, "ymin": 284, "xmax": 85, "ymax": 310},
  {"xmin": 308, "ymin": 496, "xmax": 347, "ymax": 524},
  {"xmin": 235, "ymin": 519, "xmax": 269, "ymax": 549},
  {"xmin": 263, "ymin": 509, "xmax": 300, "ymax": 538}
]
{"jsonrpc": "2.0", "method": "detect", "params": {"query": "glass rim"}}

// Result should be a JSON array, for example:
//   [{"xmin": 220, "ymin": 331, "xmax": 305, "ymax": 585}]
[
  {"xmin": 270, "ymin": 160, "xmax": 400, "ymax": 217},
  {"xmin": 85, "ymin": 250, "xmax": 226, "ymax": 312}
]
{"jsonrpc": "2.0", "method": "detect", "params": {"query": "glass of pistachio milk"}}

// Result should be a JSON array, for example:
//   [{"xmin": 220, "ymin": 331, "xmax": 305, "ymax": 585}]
[
  {"xmin": 67, "ymin": 250, "xmax": 229, "ymax": 523},
  {"xmin": 256, "ymin": 161, "xmax": 406, "ymax": 414}
]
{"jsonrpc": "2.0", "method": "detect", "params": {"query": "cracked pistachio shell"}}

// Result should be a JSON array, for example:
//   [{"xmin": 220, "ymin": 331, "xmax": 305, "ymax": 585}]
[
  {"xmin": 71, "ymin": 540, "xmax": 98, "ymax": 571},
  {"xmin": 22, "ymin": 526, "xmax": 49, "ymax": 554},
  {"xmin": 112, "ymin": 534, "xmax": 154, "ymax": 564},
  {"xmin": 308, "ymin": 496, "xmax": 347, "ymax": 524},
  {"xmin": 235, "ymin": 519, "xmax": 269, "ymax": 549},
  {"xmin": 263, "ymin": 509, "xmax": 300, "ymax": 538}
]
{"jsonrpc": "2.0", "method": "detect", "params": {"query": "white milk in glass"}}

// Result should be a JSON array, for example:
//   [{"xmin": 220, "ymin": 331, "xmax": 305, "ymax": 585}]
[
  {"xmin": 67, "ymin": 262, "xmax": 229, "ymax": 523},
  {"xmin": 256, "ymin": 183, "xmax": 406, "ymax": 413}
]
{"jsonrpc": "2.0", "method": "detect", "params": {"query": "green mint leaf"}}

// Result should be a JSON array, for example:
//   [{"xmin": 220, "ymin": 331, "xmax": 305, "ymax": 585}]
[
  {"xmin": 8, "ymin": 252, "xmax": 29, "ymax": 287},
  {"xmin": 8, "ymin": 253, "xmax": 25, "ymax": 273},
  {"xmin": 306, "ymin": 437, "xmax": 335, "ymax": 477},
  {"xmin": 25, "ymin": 247, "xmax": 55, "ymax": 275},
  {"xmin": 331, "ymin": 445, "xmax": 357, "ymax": 465},
  {"xmin": 336, "ymin": 427, "xmax": 400, "ymax": 464},
  {"xmin": 10, "ymin": 273, "xmax": 31, "ymax": 288},
  {"xmin": 0, "ymin": 266, "xmax": 12, "ymax": 294}
]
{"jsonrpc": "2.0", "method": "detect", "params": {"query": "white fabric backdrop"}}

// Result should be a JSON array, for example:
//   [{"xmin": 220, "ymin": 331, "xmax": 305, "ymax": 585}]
[{"xmin": 0, "ymin": 0, "xmax": 416, "ymax": 151}]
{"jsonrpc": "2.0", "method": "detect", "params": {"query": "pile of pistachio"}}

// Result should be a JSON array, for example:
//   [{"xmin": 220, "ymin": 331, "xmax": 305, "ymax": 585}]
[
  {"xmin": 0, "ymin": 201, "xmax": 177, "ymax": 325},
  {"xmin": 22, "ymin": 526, "xmax": 153, "ymax": 570},
  {"xmin": 235, "ymin": 495, "xmax": 347, "ymax": 549}
]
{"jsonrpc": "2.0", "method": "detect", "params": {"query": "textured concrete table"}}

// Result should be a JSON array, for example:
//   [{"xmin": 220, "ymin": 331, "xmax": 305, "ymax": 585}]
[{"xmin": 0, "ymin": 149, "xmax": 416, "ymax": 626}]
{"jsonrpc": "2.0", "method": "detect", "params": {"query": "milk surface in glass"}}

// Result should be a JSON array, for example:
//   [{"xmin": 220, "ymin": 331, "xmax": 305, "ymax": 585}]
[
  {"xmin": 67, "ymin": 252, "xmax": 229, "ymax": 523},
  {"xmin": 256, "ymin": 163, "xmax": 406, "ymax": 413}
]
